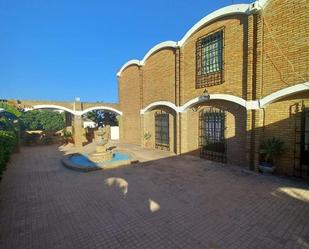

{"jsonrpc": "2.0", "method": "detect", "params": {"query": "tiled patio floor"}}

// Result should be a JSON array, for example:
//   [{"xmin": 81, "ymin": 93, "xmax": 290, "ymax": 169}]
[{"xmin": 0, "ymin": 145, "xmax": 308, "ymax": 249}]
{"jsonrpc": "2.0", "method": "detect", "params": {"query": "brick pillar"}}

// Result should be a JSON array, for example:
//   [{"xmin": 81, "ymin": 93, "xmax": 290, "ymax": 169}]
[
  {"xmin": 140, "ymin": 114, "xmax": 145, "ymax": 147},
  {"xmin": 73, "ymin": 115, "xmax": 84, "ymax": 147},
  {"xmin": 175, "ymin": 112, "xmax": 181, "ymax": 154},
  {"xmin": 118, "ymin": 115, "xmax": 124, "ymax": 143},
  {"xmin": 246, "ymin": 109, "xmax": 264, "ymax": 171}
]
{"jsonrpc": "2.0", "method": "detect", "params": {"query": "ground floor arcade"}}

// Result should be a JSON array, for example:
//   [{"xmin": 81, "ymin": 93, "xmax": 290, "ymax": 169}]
[{"xmin": 130, "ymin": 89, "xmax": 309, "ymax": 177}]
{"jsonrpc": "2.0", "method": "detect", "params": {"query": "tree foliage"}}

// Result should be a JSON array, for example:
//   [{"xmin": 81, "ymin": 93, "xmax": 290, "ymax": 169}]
[
  {"xmin": 20, "ymin": 110, "xmax": 65, "ymax": 131},
  {"xmin": 0, "ymin": 102, "xmax": 22, "ymax": 118},
  {"xmin": 86, "ymin": 110, "xmax": 118, "ymax": 127}
]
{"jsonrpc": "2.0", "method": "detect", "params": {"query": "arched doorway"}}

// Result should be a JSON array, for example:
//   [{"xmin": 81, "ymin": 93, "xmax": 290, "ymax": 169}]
[
  {"xmin": 199, "ymin": 106, "xmax": 226, "ymax": 163},
  {"xmin": 142, "ymin": 105, "xmax": 177, "ymax": 153}
]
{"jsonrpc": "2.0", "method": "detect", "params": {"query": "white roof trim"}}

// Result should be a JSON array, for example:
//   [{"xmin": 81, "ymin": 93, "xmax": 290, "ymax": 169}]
[
  {"xmin": 117, "ymin": 59, "xmax": 141, "ymax": 77},
  {"xmin": 117, "ymin": 3, "xmax": 253, "ymax": 77},
  {"xmin": 178, "ymin": 4, "xmax": 251, "ymax": 47},
  {"xmin": 30, "ymin": 105, "xmax": 76, "ymax": 115},
  {"xmin": 140, "ymin": 101, "xmax": 179, "ymax": 114},
  {"xmin": 260, "ymin": 82, "xmax": 309, "ymax": 107},
  {"xmin": 80, "ymin": 106, "xmax": 123, "ymax": 116},
  {"xmin": 117, "ymin": 41, "xmax": 178, "ymax": 77},
  {"xmin": 141, "ymin": 41, "xmax": 178, "ymax": 65}
]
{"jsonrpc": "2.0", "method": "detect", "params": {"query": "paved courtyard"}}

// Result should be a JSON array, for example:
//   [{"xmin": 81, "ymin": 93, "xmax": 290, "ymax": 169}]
[{"xmin": 0, "ymin": 145, "xmax": 309, "ymax": 249}]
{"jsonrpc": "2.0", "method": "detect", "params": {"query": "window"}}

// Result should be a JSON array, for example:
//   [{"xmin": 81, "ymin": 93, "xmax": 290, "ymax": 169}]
[{"xmin": 196, "ymin": 29, "xmax": 224, "ymax": 88}]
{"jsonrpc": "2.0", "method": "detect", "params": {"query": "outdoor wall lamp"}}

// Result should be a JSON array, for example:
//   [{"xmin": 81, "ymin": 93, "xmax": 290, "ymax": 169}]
[{"xmin": 191, "ymin": 89, "xmax": 210, "ymax": 112}]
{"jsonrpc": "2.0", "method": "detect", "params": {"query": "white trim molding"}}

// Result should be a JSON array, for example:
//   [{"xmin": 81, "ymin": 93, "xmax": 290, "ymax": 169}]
[
  {"xmin": 26, "ymin": 104, "xmax": 123, "ymax": 116},
  {"xmin": 140, "ymin": 101, "xmax": 180, "ymax": 114},
  {"xmin": 180, "ymin": 94, "xmax": 249, "ymax": 111},
  {"xmin": 142, "ymin": 41, "xmax": 178, "ymax": 64},
  {"xmin": 30, "ymin": 105, "xmax": 76, "ymax": 115},
  {"xmin": 117, "ymin": 41, "xmax": 178, "ymax": 77},
  {"xmin": 259, "ymin": 82, "xmax": 309, "ymax": 108},
  {"xmin": 117, "ymin": 59, "xmax": 141, "ymax": 77},
  {"xmin": 140, "ymin": 83, "xmax": 309, "ymax": 114},
  {"xmin": 80, "ymin": 106, "xmax": 123, "ymax": 116},
  {"xmin": 117, "ymin": 3, "xmax": 256, "ymax": 77},
  {"xmin": 178, "ymin": 4, "xmax": 250, "ymax": 47}
]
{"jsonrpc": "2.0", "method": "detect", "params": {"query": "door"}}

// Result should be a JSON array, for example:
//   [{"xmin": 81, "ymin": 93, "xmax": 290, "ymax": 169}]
[
  {"xmin": 200, "ymin": 107, "xmax": 226, "ymax": 163},
  {"xmin": 155, "ymin": 111, "xmax": 169, "ymax": 150}
]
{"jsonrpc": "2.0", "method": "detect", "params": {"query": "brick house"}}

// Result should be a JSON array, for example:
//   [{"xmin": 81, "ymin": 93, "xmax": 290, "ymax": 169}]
[{"xmin": 117, "ymin": 0, "xmax": 309, "ymax": 176}]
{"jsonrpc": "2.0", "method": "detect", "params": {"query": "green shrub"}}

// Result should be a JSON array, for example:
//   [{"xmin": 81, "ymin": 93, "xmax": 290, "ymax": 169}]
[
  {"xmin": 20, "ymin": 110, "xmax": 65, "ymax": 132},
  {"xmin": 0, "ymin": 130, "xmax": 17, "ymax": 175}
]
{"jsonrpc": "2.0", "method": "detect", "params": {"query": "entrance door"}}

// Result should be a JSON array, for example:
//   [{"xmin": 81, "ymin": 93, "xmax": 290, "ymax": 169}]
[
  {"xmin": 155, "ymin": 111, "xmax": 169, "ymax": 150},
  {"xmin": 200, "ymin": 107, "xmax": 226, "ymax": 162},
  {"xmin": 300, "ymin": 109, "xmax": 309, "ymax": 175}
]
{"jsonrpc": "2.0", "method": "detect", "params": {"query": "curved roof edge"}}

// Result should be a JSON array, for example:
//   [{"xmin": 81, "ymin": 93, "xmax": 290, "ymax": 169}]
[
  {"xmin": 178, "ymin": 4, "xmax": 250, "ymax": 47},
  {"xmin": 117, "ymin": 59, "xmax": 141, "ymax": 77},
  {"xmin": 117, "ymin": 2, "xmax": 261, "ymax": 77},
  {"xmin": 141, "ymin": 41, "xmax": 178, "ymax": 65}
]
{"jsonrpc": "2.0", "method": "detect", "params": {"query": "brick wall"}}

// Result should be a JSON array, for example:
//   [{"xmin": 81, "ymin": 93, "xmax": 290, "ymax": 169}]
[
  {"xmin": 118, "ymin": 65, "xmax": 142, "ymax": 145},
  {"xmin": 259, "ymin": 0, "xmax": 309, "ymax": 97},
  {"xmin": 143, "ymin": 49, "xmax": 176, "ymax": 107},
  {"xmin": 117, "ymin": 0, "xmax": 309, "ymax": 174},
  {"xmin": 181, "ymin": 15, "xmax": 248, "ymax": 105}
]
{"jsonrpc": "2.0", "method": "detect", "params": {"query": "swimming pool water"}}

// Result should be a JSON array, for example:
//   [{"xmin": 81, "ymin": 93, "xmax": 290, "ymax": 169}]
[{"xmin": 70, "ymin": 152, "xmax": 131, "ymax": 168}]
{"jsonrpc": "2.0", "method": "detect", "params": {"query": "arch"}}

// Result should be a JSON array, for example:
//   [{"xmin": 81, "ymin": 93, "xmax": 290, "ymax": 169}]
[
  {"xmin": 140, "ymin": 101, "xmax": 179, "ymax": 114},
  {"xmin": 178, "ymin": 4, "xmax": 250, "ymax": 46},
  {"xmin": 117, "ymin": 3, "xmax": 253, "ymax": 78},
  {"xmin": 180, "ymin": 94, "xmax": 248, "ymax": 112},
  {"xmin": 29, "ymin": 104, "xmax": 76, "ymax": 115},
  {"xmin": 80, "ymin": 106, "xmax": 123, "ymax": 116},
  {"xmin": 141, "ymin": 41, "xmax": 178, "ymax": 64},
  {"xmin": 117, "ymin": 59, "xmax": 141, "ymax": 77},
  {"xmin": 259, "ymin": 82, "xmax": 309, "ymax": 108}
]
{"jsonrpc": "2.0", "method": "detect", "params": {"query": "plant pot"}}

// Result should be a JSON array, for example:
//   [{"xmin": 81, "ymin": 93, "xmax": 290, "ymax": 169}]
[
  {"xmin": 144, "ymin": 140, "xmax": 151, "ymax": 148},
  {"xmin": 258, "ymin": 162, "xmax": 276, "ymax": 174}
]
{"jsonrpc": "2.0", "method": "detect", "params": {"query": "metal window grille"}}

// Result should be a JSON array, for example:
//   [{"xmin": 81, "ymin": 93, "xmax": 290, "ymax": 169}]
[
  {"xmin": 155, "ymin": 111, "xmax": 170, "ymax": 150},
  {"xmin": 199, "ymin": 107, "xmax": 226, "ymax": 163},
  {"xmin": 294, "ymin": 108, "xmax": 309, "ymax": 178},
  {"xmin": 196, "ymin": 29, "xmax": 224, "ymax": 88}
]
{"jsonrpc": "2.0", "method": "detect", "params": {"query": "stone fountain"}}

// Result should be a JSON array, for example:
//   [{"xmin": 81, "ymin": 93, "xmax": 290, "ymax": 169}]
[
  {"xmin": 88, "ymin": 126, "xmax": 113, "ymax": 163},
  {"xmin": 62, "ymin": 125, "xmax": 133, "ymax": 172}
]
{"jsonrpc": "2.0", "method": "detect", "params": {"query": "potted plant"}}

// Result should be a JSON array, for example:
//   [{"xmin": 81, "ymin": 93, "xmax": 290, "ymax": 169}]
[
  {"xmin": 259, "ymin": 137, "xmax": 284, "ymax": 174},
  {"xmin": 62, "ymin": 128, "xmax": 73, "ymax": 144},
  {"xmin": 144, "ymin": 132, "xmax": 151, "ymax": 148}
]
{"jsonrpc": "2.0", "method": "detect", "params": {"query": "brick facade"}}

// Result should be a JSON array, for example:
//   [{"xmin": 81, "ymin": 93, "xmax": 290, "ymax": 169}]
[{"xmin": 117, "ymin": 0, "xmax": 309, "ymax": 176}]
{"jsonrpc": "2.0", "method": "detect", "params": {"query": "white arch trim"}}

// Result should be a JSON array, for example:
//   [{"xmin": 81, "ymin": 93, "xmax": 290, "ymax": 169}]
[
  {"xmin": 30, "ymin": 105, "xmax": 76, "ymax": 115},
  {"xmin": 80, "ymin": 106, "xmax": 123, "ymax": 116},
  {"xmin": 180, "ymin": 94, "xmax": 250, "ymax": 112},
  {"xmin": 141, "ymin": 41, "xmax": 178, "ymax": 64},
  {"xmin": 259, "ymin": 82, "xmax": 309, "ymax": 108},
  {"xmin": 178, "ymin": 4, "xmax": 251, "ymax": 46},
  {"xmin": 117, "ymin": 3, "xmax": 256, "ymax": 77},
  {"xmin": 117, "ymin": 41, "xmax": 178, "ymax": 76},
  {"xmin": 140, "ymin": 101, "xmax": 179, "ymax": 114},
  {"xmin": 117, "ymin": 59, "xmax": 141, "ymax": 77}
]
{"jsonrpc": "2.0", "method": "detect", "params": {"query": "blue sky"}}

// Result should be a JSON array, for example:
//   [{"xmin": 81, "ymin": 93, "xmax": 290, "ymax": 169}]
[{"xmin": 0, "ymin": 0, "xmax": 252, "ymax": 103}]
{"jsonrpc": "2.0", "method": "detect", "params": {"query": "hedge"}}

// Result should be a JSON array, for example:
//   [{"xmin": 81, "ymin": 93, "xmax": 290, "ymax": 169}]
[{"xmin": 0, "ymin": 130, "xmax": 17, "ymax": 177}]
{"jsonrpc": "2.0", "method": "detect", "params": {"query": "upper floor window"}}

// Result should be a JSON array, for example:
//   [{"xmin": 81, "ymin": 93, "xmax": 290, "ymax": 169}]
[{"xmin": 196, "ymin": 29, "xmax": 224, "ymax": 88}]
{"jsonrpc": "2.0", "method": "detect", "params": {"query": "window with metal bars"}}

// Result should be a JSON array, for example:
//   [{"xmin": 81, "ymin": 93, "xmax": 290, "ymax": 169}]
[
  {"xmin": 199, "ymin": 107, "xmax": 226, "ymax": 163},
  {"xmin": 155, "ymin": 111, "xmax": 170, "ymax": 150},
  {"xmin": 196, "ymin": 29, "xmax": 224, "ymax": 88}
]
